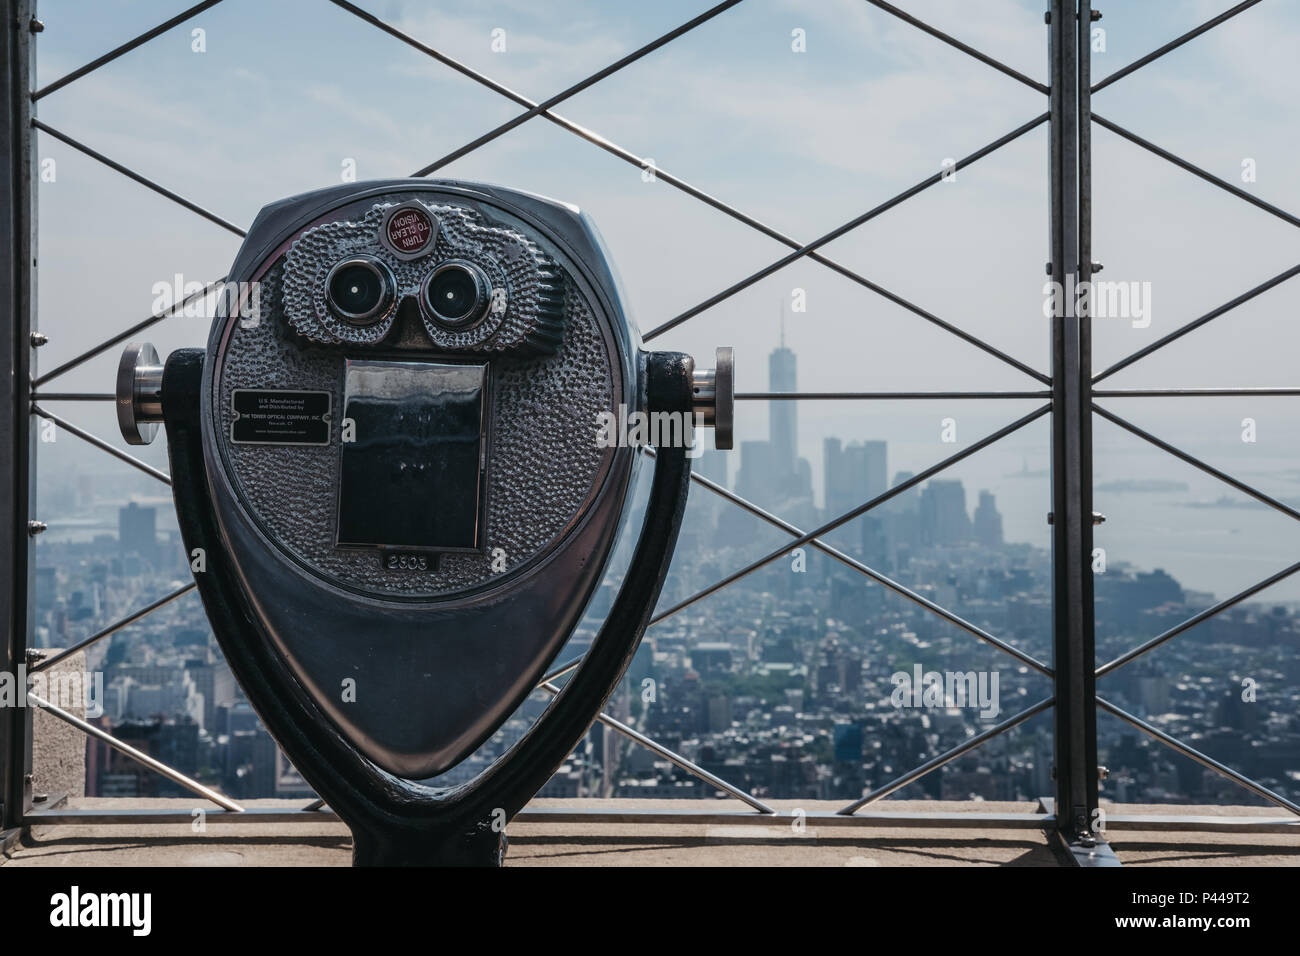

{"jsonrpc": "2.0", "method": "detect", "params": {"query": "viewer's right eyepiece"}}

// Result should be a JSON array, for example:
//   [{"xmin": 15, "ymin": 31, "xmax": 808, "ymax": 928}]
[{"xmin": 424, "ymin": 260, "xmax": 491, "ymax": 329}]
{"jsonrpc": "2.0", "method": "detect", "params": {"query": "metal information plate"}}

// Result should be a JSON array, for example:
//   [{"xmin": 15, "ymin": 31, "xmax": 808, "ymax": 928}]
[{"xmin": 230, "ymin": 389, "xmax": 331, "ymax": 445}]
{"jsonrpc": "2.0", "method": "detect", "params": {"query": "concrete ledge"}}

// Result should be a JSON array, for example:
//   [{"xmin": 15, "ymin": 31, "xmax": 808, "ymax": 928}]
[{"xmin": 2, "ymin": 798, "xmax": 1297, "ymax": 866}]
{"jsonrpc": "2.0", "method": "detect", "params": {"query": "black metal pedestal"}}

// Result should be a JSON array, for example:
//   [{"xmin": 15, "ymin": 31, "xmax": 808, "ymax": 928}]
[{"xmin": 161, "ymin": 347, "xmax": 694, "ymax": 866}]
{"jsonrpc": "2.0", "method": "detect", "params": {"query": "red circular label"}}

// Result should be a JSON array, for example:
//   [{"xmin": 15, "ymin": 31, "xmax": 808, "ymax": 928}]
[{"xmin": 385, "ymin": 207, "xmax": 434, "ymax": 255}]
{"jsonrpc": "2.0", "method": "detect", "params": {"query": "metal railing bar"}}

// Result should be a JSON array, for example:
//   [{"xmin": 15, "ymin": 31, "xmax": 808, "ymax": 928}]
[
  {"xmin": 650, "ymin": 403, "xmax": 1050, "ymax": 625},
  {"xmin": 410, "ymin": 0, "xmax": 746, "ymax": 177},
  {"xmin": 540, "ymin": 656, "xmax": 582, "ymax": 686},
  {"xmin": 537, "ymin": 680, "xmax": 775, "ymax": 813},
  {"xmin": 737, "ymin": 390, "xmax": 1051, "ymax": 400},
  {"xmin": 23, "ymin": 805, "xmax": 1062, "ymax": 828},
  {"xmin": 1091, "ymin": 0, "xmax": 1264, "ymax": 94},
  {"xmin": 31, "ymin": 581, "xmax": 197, "ymax": 673},
  {"xmin": 864, "ymin": 0, "xmax": 1049, "ymax": 94},
  {"xmin": 1097, "ymin": 813, "xmax": 1300, "ymax": 833},
  {"xmin": 27, "ymin": 693, "xmax": 243, "ymax": 812},
  {"xmin": 1093, "ymin": 403, "xmax": 1300, "ymax": 523},
  {"xmin": 28, "ymin": 392, "xmax": 115, "ymax": 401},
  {"xmin": 1092, "ymin": 262, "xmax": 1300, "ymax": 385},
  {"xmin": 1096, "ymin": 557, "xmax": 1300, "ymax": 679},
  {"xmin": 1093, "ymin": 113, "xmax": 1300, "ymax": 230},
  {"xmin": 838, "ymin": 695, "xmax": 1055, "ymax": 814},
  {"xmin": 22, "ymin": 807, "xmax": 336, "ymax": 825},
  {"xmin": 30, "ymin": 404, "xmax": 171, "ymax": 485},
  {"xmin": 27, "ymin": 804, "xmax": 1300, "ymax": 832},
  {"xmin": 32, "ymin": 275, "xmax": 226, "ymax": 387},
  {"xmin": 31, "ymin": 0, "xmax": 226, "ymax": 101},
  {"xmin": 519, "ymin": 807, "xmax": 1051, "ymax": 827},
  {"xmin": 1094, "ymin": 387, "xmax": 1300, "ymax": 398},
  {"xmin": 372, "ymin": 5, "xmax": 1050, "ymax": 386},
  {"xmin": 1097, "ymin": 696, "xmax": 1300, "ymax": 817},
  {"xmin": 32, "ymin": 120, "xmax": 245, "ymax": 237},
  {"xmin": 645, "ymin": 446, "xmax": 1052, "ymax": 676},
  {"xmin": 644, "ymin": 112, "xmax": 1049, "ymax": 343}
]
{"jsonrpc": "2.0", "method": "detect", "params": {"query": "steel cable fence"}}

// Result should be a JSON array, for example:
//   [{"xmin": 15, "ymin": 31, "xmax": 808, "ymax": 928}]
[{"xmin": 2, "ymin": 0, "xmax": 1294, "ymax": 859}]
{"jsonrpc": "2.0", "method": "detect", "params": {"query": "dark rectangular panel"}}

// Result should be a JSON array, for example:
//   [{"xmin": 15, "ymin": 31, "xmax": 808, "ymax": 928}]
[{"xmin": 336, "ymin": 359, "xmax": 488, "ymax": 551}]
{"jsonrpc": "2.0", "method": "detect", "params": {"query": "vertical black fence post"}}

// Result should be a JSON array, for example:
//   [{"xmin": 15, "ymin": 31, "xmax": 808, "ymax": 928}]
[
  {"xmin": 0, "ymin": 0, "xmax": 36, "ymax": 835},
  {"xmin": 1048, "ymin": 0, "xmax": 1103, "ymax": 861},
  {"xmin": 1075, "ymin": 0, "xmax": 1100, "ymax": 840}
]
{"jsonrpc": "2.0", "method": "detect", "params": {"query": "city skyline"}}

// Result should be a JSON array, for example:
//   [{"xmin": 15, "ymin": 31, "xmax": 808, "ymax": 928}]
[
  {"xmin": 29, "ymin": 337, "xmax": 1299, "ymax": 809},
  {"xmin": 36, "ymin": 331, "xmax": 1300, "ymax": 605}
]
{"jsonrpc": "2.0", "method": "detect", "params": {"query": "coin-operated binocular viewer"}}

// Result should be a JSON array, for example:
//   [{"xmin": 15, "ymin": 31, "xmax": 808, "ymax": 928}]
[{"xmin": 116, "ymin": 180, "xmax": 733, "ymax": 866}]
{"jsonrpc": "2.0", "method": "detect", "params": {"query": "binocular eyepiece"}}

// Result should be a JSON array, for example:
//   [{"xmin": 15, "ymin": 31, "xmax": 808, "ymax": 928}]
[
  {"xmin": 423, "ymin": 260, "xmax": 491, "ymax": 328},
  {"xmin": 323, "ymin": 255, "xmax": 494, "ymax": 332},
  {"xmin": 324, "ymin": 256, "xmax": 394, "ymax": 326}
]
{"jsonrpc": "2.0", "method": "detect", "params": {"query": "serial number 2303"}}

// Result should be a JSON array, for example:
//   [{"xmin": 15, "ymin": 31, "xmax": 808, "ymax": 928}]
[{"xmin": 385, "ymin": 553, "xmax": 429, "ymax": 571}]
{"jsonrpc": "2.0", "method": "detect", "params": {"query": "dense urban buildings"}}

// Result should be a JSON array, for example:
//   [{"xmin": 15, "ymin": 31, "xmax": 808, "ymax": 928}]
[{"xmin": 28, "ymin": 345, "xmax": 1300, "ymax": 809}]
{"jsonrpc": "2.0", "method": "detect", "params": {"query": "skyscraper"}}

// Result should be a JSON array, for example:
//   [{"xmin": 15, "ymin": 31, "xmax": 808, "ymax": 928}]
[
  {"xmin": 735, "ymin": 440, "xmax": 775, "ymax": 501},
  {"xmin": 973, "ymin": 490, "xmax": 1004, "ymax": 548},
  {"xmin": 824, "ymin": 439, "xmax": 887, "ymax": 517},
  {"xmin": 769, "ymin": 346, "xmax": 797, "ymax": 469},
  {"xmin": 732, "ymin": 344, "xmax": 814, "ymax": 522},
  {"xmin": 920, "ymin": 480, "xmax": 972, "ymax": 547},
  {"xmin": 860, "ymin": 442, "xmax": 887, "ymax": 503},
  {"xmin": 824, "ymin": 439, "xmax": 890, "ymax": 563},
  {"xmin": 824, "ymin": 437, "xmax": 845, "ymax": 511},
  {"xmin": 118, "ymin": 501, "xmax": 158, "ymax": 566}
]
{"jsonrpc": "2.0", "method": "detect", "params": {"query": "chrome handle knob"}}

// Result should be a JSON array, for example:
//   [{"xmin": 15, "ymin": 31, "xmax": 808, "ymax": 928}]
[
  {"xmin": 691, "ymin": 346, "xmax": 734, "ymax": 450},
  {"xmin": 116, "ymin": 342, "xmax": 164, "ymax": 446}
]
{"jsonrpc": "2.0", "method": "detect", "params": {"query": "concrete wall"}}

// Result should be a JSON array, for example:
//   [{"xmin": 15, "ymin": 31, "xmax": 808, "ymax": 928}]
[{"xmin": 30, "ymin": 650, "xmax": 87, "ymax": 801}]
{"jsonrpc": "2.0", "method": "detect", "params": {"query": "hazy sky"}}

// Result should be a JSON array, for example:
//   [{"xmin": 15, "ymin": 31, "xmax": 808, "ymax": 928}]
[{"xmin": 26, "ymin": 0, "xmax": 1300, "ymax": 600}]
